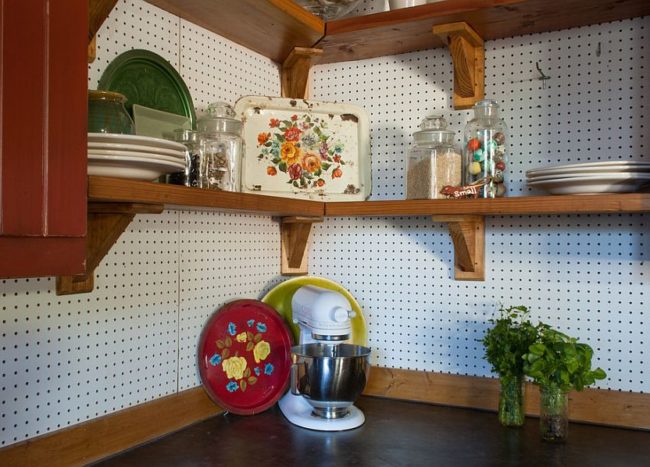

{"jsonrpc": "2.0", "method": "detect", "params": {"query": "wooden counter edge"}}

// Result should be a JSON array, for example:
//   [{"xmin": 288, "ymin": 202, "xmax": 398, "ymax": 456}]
[
  {"xmin": 2, "ymin": 369, "xmax": 647, "ymax": 465},
  {"xmin": 364, "ymin": 367, "xmax": 650, "ymax": 430}
]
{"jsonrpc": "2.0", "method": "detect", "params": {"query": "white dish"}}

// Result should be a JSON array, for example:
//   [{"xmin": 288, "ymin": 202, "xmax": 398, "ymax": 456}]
[
  {"xmin": 527, "ymin": 170, "xmax": 650, "ymax": 182},
  {"xmin": 88, "ymin": 155, "xmax": 184, "ymax": 181},
  {"xmin": 527, "ymin": 173, "xmax": 650, "ymax": 195},
  {"xmin": 89, "ymin": 153, "xmax": 185, "ymax": 169},
  {"xmin": 88, "ymin": 148, "xmax": 185, "ymax": 165},
  {"xmin": 88, "ymin": 141, "xmax": 185, "ymax": 158},
  {"xmin": 234, "ymin": 96, "xmax": 371, "ymax": 201},
  {"xmin": 88, "ymin": 132, "xmax": 187, "ymax": 152},
  {"xmin": 132, "ymin": 104, "xmax": 191, "ymax": 140},
  {"xmin": 526, "ymin": 161, "xmax": 650, "ymax": 178}
]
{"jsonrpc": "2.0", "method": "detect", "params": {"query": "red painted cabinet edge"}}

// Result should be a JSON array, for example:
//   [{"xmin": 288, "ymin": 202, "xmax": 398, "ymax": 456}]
[{"xmin": 0, "ymin": 0, "xmax": 87, "ymax": 278}]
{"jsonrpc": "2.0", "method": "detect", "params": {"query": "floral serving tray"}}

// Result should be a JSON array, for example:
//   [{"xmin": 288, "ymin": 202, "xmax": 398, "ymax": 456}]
[
  {"xmin": 197, "ymin": 300, "xmax": 293, "ymax": 415},
  {"xmin": 234, "ymin": 96, "xmax": 371, "ymax": 201}
]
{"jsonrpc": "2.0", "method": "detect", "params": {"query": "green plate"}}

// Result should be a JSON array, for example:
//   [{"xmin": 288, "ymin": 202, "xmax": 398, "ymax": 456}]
[
  {"xmin": 98, "ymin": 49, "xmax": 196, "ymax": 129},
  {"xmin": 262, "ymin": 276, "xmax": 368, "ymax": 346}
]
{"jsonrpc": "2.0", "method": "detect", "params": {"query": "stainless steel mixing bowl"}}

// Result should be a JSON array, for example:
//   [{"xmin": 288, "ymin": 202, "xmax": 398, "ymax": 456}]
[
  {"xmin": 292, "ymin": 0, "xmax": 362, "ymax": 21},
  {"xmin": 290, "ymin": 343, "xmax": 371, "ymax": 419}
]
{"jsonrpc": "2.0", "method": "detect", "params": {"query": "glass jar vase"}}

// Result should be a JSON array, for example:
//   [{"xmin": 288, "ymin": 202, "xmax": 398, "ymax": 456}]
[
  {"xmin": 197, "ymin": 102, "xmax": 242, "ymax": 191},
  {"xmin": 87, "ymin": 90, "xmax": 135, "ymax": 135},
  {"xmin": 498, "ymin": 375, "xmax": 525, "ymax": 427},
  {"xmin": 539, "ymin": 385, "xmax": 569, "ymax": 442},
  {"xmin": 405, "ymin": 115, "xmax": 462, "ymax": 199},
  {"xmin": 463, "ymin": 99, "xmax": 508, "ymax": 198}
]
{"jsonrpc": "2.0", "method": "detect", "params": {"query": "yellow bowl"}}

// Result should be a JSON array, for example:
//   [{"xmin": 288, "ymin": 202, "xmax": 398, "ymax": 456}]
[{"xmin": 262, "ymin": 276, "xmax": 367, "ymax": 346}]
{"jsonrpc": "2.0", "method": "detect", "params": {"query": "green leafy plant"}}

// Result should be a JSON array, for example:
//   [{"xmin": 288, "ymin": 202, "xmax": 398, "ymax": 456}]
[
  {"xmin": 482, "ymin": 305, "xmax": 540, "ymax": 378},
  {"xmin": 523, "ymin": 325, "xmax": 606, "ymax": 392}
]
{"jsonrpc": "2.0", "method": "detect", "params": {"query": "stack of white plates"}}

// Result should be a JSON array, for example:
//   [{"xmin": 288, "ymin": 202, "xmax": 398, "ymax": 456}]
[
  {"xmin": 526, "ymin": 161, "xmax": 650, "ymax": 195},
  {"xmin": 88, "ymin": 133, "xmax": 187, "ymax": 181}
]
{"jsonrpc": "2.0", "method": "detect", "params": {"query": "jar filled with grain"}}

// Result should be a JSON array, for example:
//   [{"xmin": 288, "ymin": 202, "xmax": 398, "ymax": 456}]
[
  {"xmin": 197, "ymin": 102, "xmax": 242, "ymax": 191},
  {"xmin": 463, "ymin": 99, "xmax": 508, "ymax": 198},
  {"xmin": 405, "ymin": 115, "xmax": 462, "ymax": 199}
]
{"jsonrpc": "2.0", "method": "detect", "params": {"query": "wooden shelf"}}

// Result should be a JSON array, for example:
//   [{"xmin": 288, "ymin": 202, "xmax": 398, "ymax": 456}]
[
  {"xmin": 143, "ymin": 0, "xmax": 324, "ymax": 63},
  {"xmin": 81, "ymin": 177, "xmax": 649, "ymax": 289},
  {"xmin": 142, "ymin": 0, "xmax": 650, "ymax": 64},
  {"xmin": 325, "ymin": 193, "xmax": 650, "ymax": 217},
  {"xmin": 317, "ymin": 0, "xmax": 650, "ymax": 63},
  {"xmin": 88, "ymin": 176, "xmax": 325, "ymax": 216}
]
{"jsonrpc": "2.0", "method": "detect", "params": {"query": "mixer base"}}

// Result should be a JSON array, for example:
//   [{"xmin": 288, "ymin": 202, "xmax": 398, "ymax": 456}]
[{"xmin": 278, "ymin": 394, "xmax": 365, "ymax": 431}]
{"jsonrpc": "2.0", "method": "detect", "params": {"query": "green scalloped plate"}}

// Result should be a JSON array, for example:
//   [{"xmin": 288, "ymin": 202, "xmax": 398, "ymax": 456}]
[
  {"xmin": 98, "ymin": 49, "xmax": 196, "ymax": 129},
  {"xmin": 262, "ymin": 276, "xmax": 367, "ymax": 346}
]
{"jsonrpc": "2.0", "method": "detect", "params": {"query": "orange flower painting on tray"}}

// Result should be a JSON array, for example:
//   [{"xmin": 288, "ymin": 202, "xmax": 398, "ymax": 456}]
[{"xmin": 256, "ymin": 113, "xmax": 348, "ymax": 190}]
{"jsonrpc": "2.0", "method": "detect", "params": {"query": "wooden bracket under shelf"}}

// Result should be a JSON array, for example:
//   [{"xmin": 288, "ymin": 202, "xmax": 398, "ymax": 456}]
[
  {"xmin": 432, "ymin": 215, "xmax": 485, "ymax": 281},
  {"xmin": 281, "ymin": 216, "xmax": 323, "ymax": 276},
  {"xmin": 281, "ymin": 47, "xmax": 323, "ymax": 99},
  {"xmin": 432, "ymin": 22, "xmax": 484, "ymax": 110},
  {"xmin": 56, "ymin": 203, "xmax": 164, "ymax": 295}
]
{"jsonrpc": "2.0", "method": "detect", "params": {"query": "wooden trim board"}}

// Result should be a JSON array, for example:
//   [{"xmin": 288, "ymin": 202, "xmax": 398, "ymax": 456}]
[
  {"xmin": 0, "ymin": 387, "xmax": 222, "ymax": 467},
  {"xmin": 364, "ymin": 367, "xmax": 650, "ymax": 430},
  {"xmin": 1, "ymin": 368, "xmax": 647, "ymax": 465}
]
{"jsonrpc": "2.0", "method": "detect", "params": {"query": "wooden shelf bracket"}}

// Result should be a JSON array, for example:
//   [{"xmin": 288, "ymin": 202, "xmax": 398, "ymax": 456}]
[
  {"xmin": 281, "ymin": 216, "xmax": 323, "ymax": 276},
  {"xmin": 432, "ymin": 215, "xmax": 485, "ymax": 281},
  {"xmin": 56, "ymin": 203, "xmax": 164, "ymax": 295},
  {"xmin": 432, "ymin": 22, "xmax": 484, "ymax": 110},
  {"xmin": 281, "ymin": 47, "xmax": 323, "ymax": 99}
]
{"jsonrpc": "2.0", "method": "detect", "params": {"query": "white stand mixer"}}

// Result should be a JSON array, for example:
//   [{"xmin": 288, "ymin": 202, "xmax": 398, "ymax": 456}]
[{"xmin": 278, "ymin": 285, "xmax": 369, "ymax": 431}]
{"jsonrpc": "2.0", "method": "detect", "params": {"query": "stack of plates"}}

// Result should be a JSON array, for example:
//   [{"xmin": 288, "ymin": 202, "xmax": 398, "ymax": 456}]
[
  {"xmin": 526, "ymin": 161, "xmax": 650, "ymax": 195},
  {"xmin": 88, "ymin": 133, "xmax": 187, "ymax": 181}
]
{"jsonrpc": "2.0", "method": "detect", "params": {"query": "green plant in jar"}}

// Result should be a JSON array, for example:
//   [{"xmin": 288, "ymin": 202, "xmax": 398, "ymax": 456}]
[
  {"xmin": 523, "ymin": 325, "xmax": 607, "ymax": 442},
  {"xmin": 481, "ymin": 305, "xmax": 539, "ymax": 427}
]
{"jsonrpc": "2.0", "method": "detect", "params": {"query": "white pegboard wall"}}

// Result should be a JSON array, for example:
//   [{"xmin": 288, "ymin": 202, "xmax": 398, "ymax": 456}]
[
  {"xmin": 176, "ymin": 211, "xmax": 282, "ymax": 391},
  {"xmin": 0, "ymin": 212, "xmax": 179, "ymax": 446},
  {"xmin": 309, "ymin": 17, "xmax": 648, "ymax": 392},
  {"xmin": 0, "ymin": 0, "xmax": 648, "ymax": 449},
  {"xmin": 88, "ymin": 0, "xmax": 280, "ymax": 109},
  {"xmin": 0, "ymin": 0, "xmax": 282, "ymax": 448},
  {"xmin": 312, "ymin": 17, "xmax": 648, "ymax": 197}
]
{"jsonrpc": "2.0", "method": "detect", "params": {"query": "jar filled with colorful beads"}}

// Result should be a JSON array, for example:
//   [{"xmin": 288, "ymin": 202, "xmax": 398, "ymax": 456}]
[{"xmin": 463, "ymin": 99, "xmax": 508, "ymax": 198}]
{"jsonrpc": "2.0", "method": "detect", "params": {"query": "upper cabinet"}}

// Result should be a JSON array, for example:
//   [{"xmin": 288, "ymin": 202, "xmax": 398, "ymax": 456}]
[{"xmin": 0, "ymin": 0, "xmax": 88, "ymax": 278}]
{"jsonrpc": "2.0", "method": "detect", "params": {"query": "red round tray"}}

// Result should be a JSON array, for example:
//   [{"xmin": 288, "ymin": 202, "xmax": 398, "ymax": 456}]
[{"xmin": 198, "ymin": 299, "xmax": 293, "ymax": 415}]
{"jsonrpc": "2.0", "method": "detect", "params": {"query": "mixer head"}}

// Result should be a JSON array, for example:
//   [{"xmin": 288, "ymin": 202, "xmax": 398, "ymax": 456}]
[{"xmin": 291, "ymin": 285, "xmax": 356, "ymax": 343}]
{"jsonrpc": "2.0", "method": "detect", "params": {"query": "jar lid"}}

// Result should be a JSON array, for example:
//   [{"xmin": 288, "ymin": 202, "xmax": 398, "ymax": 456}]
[
  {"xmin": 473, "ymin": 99, "xmax": 500, "ymax": 118},
  {"xmin": 173, "ymin": 128, "xmax": 200, "ymax": 143},
  {"xmin": 412, "ymin": 115, "xmax": 455, "ymax": 145},
  {"xmin": 197, "ymin": 102, "xmax": 242, "ymax": 135}
]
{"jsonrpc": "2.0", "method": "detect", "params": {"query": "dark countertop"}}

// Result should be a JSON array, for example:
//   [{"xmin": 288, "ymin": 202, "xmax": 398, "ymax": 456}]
[{"xmin": 94, "ymin": 396, "xmax": 650, "ymax": 467}]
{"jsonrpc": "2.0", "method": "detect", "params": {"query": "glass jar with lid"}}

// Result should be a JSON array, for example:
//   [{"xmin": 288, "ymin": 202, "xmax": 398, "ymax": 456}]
[
  {"xmin": 173, "ymin": 129, "xmax": 202, "ymax": 188},
  {"xmin": 463, "ymin": 99, "xmax": 508, "ymax": 198},
  {"xmin": 197, "ymin": 102, "xmax": 242, "ymax": 191},
  {"xmin": 405, "ymin": 115, "xmax": 462, "ymax": 199}
]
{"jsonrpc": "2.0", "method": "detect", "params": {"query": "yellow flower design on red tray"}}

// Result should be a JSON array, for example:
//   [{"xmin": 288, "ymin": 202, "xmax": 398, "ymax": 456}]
[{"xmin": 209, "ymin": 319, "xmax": 275, "ymax": 394}]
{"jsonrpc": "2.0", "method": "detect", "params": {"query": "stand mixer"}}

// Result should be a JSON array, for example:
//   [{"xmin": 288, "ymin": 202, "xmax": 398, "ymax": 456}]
[{"xmin": 278, "ymin": 285, "xmax": 371, "ymax": 431}]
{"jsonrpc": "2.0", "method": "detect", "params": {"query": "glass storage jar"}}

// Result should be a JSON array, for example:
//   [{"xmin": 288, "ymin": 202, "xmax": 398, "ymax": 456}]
[
  {"xmin": 406, "ymin": 115, "xmax": 462, "ymax": 199},
  {"xmin": 174, "ymin": 129, "xmax": 202, "ymax": 188},
  {"xmin": 463, "ymin": 99, "xmax": 508, "ymax": 198},
  {"xmin": 197, "ymin": 102, "xmax": 242, "ymax": 191}
]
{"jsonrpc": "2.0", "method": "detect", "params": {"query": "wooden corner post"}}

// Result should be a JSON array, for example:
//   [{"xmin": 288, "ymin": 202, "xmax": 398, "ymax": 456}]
[
  {"xmin": 432, "ymin": 22, "xmax": 484, "ymax": 110},
  {"xmin": 281, "ymin": 47, "xmax": 323, "ymax": 99},
  {"xmin": 281, "ymin": 216, "xmax": 323, "ymax": 275}
]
